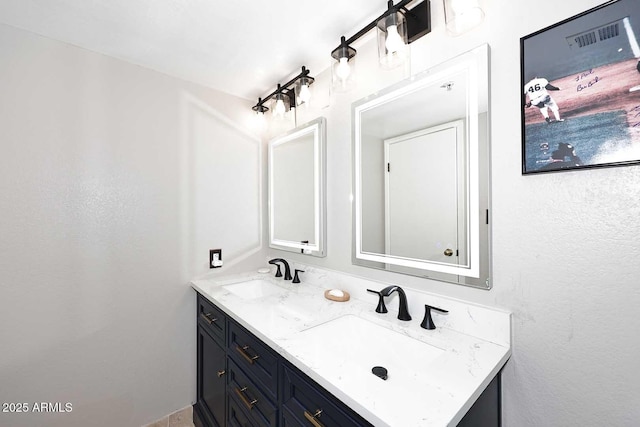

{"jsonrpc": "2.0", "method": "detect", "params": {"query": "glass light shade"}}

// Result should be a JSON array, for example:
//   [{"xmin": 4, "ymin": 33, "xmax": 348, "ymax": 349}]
[
  {"xmin": 271, "ymin": 92, "xmax": 290, "ymax": 118},
  {"xmin": 444, "ymin": 0, "xmax": 485, "ymax": 36},
  {"xmin": 331, "ymin": 55, "xmax": 357, "ymax": 93},
  {"xmin": 252, "ymin": 101, "xmax": 269, "ymax": 131},
  {"xmin": 331, "ymin": 37, "xmax": 357, "ymax": 93},
  {"xmin": 295, "ymin": 77, "xmax": 313, "ymax": 106},
  {"xmin": 253, "ymin": 110, "xmax": 267, "ymax": 131},
  {"xmin": 377, "ymin": 10, "xmax": 408, "ymax": 69}
]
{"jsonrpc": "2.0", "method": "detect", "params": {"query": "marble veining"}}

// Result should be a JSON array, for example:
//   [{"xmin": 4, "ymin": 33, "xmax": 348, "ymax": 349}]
[{"xmin": 191, "ymin": 266, "xmax": 511, "ymax": 427}]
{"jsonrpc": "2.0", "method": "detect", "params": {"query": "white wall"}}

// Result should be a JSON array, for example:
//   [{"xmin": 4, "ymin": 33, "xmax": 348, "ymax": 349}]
[
  {"xmin": 271, "ymin": 0, "xmax": 640, "ymax": 425},
  {"xmin": 0, "ymin": 24, "xmax": 265, "ymax": 427}
]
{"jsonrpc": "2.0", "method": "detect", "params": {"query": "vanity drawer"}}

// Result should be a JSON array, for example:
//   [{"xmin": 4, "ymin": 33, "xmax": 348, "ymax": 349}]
[
  {"xmin": 228, "ymin": 321, "xmax": 279, "ymax": 398},
  {"xmin": 198, "ymin": 295, "xmax": 226, "ymax": 344},
  {"xmin": 228, "ymin": 358, "xmax": 277, "ymax": 427},
  {"xmin": 228, "ymin": 390, "xmax": 256, "ymax": 427},
  {"xmin": 282, "ymin": 365, "xmax": 372, "ymax": 427}
]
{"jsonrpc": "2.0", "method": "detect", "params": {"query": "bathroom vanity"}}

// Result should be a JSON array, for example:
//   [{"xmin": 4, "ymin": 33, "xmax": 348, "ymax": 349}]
[{"xmin": 191, "ymin": 268, "xmax": 510, "ymax": 427}]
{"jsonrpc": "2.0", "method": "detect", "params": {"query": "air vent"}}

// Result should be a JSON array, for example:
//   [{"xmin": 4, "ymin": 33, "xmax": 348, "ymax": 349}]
[
  {"xmin": 573, "ymin": 32, "xmax": 597, "ymax": 48},
  {"xmin": 566, "ymin": 18, "xmax": 625, "ymax": 50},
  {"xmin": 598, "ymin": 23, "xmax": 619, "ymax": 41}
]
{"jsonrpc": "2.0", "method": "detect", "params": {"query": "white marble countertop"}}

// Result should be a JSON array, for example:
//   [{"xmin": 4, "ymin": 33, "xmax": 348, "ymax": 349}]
[{"xmin": 191, "ymin": 269, "xmax": 511, "ymax": 427}]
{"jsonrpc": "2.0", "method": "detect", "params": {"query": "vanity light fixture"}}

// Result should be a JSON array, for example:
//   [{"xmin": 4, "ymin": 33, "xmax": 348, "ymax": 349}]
[
  {"xmin": 330, "ymin": 0, "xmax": 431, "ymax": 91},
  {"xmin": 252, "ymin": 97, "xmax": 270, "ymax": 129},
  {"xmin": 331, "ymin": 36, "xmax": 357, "ymax": 92},
  {"xmin": 252, "ymin": 66, "xmax": 315, "ymax": 120},
  {"xmin": 377, "ymin": 1, "xmax": 409, "ymax": 69},
  {"xmin": 272, "ymin": 85, "xmax": 291, "ymax": 118},
  {"xmin": 295, "ymin": 75, "xmax": 313, "ymax": 106},
  {"xmin": 443, "ymin": 0, "xmax": 485, "ymax": 36},
  {"xmin": 252, "ymin": 97, "xmax": 269, "ymax": 115}
]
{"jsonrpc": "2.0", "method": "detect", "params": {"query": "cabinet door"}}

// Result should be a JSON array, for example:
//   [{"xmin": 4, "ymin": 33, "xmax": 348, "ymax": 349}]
[
  {"xmin": 282, "ymin": 365, "xmax": 372, "ymax": 427},
  {"xmin": 228, "ymin": 359, "xmax": 278, "ymax": 427},
  {"xmin": 197, "ymin": 326, "xmax": 227, "ymax": 427},
  {"xmin": 198, "ymin": 295, "xmax": 226, "ymax": 344},
  {"xmin": 228, "ymin": 392, "xmax": 256, "ymax": 427},
  {"xmin": 228, "ymin": 320, "xmax": 279, "ymax": 400}
]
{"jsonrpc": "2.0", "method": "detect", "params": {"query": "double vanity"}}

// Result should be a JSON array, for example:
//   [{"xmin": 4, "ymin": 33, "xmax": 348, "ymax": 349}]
[
  {"xmin": 191, "ymin": 264, "xmax": 511, "ymax": 427},
  {"xmin": 192, "ymin": 44, "xmax": 507, "ymax": 427}
]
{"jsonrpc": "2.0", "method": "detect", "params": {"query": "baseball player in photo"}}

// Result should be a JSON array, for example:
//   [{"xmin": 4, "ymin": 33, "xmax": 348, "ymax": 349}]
[{"xmin": 524, "ymin": 77, "xmax": 564, "ymax": 123}]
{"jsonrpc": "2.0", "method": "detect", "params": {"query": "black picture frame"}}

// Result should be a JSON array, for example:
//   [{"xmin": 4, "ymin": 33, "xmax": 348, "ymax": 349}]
[{"xmin": 520, "ymin": 0, "xmax": 640, "ymax": 174}]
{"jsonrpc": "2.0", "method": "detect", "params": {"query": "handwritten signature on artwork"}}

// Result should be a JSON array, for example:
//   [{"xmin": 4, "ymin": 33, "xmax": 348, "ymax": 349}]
[{"xmin": 576, "ymin": 76, "xmax": 600, "ymax": 92}]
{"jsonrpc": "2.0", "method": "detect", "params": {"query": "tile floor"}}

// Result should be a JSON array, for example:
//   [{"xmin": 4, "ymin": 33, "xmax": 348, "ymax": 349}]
[{"xmin": 142, "ymin": 405, "xmax": 194, "ymax": 427}]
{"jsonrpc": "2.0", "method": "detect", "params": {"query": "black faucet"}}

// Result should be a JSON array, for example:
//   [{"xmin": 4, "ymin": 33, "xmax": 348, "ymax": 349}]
[
  {"xmin": 268, "ymin": 258, "xmax": 292, "ymax": 280},
  {"xmin": 367, "ymin": 285, "xmax": 411, "ymax": 321}
]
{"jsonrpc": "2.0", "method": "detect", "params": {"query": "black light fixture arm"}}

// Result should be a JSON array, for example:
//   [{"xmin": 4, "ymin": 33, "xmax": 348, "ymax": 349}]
[
  {"xmin": 254, "ymin": 0, "xmax": 431, "ymax": 113},
  {"xmin": 253, "ymin": 66, "xmax": 315, "ymax": 111},
  {"xmin": 330, "ymin": 0, "xmax": 429, "ymax": 55}
]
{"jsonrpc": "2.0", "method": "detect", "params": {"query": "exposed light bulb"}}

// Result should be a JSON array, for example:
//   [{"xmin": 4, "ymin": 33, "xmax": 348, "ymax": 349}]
[
  {"xmin": 299, "ymin": 83, "xmax": 311, "ymax": 104},
  {"xmin": 385, "ymin": 24, "xmax": 405, "ymax": 54},
  {"xmin": 274, "ymin": 98, "xmax": 286, "ymax": 116},
  {"xmin": 336, "ymin": 57, "xmax": 351, "ymax": 80}
]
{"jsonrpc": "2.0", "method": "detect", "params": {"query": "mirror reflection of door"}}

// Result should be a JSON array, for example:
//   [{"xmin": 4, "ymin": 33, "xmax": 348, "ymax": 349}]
[{"xmin": 384, "ymin": 120, "xmax": 465, "ymax": 267}]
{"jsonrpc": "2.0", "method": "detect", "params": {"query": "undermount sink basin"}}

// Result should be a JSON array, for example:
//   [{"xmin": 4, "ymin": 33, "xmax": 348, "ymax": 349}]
[
  {"xmin": 293, "ymin": 315, "xmax": 444, "ymax": 384},
  {"xmin": 223, "ymin": 279, "xmax": 286, "ymax": 299}
]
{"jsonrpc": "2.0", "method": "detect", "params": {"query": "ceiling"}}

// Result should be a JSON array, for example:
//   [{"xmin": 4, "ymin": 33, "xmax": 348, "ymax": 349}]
[{"xmin": 0, "ymin": 0, "xmax": 387, "ymax": 100}]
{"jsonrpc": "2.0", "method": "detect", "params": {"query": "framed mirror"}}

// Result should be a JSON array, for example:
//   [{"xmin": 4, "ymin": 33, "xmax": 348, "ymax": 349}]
[
  {"xmin": 269, "ymin": 117, "xmax": 326, "ymax": 257},
  {"xmin": 352, "ymin": 45, "xmax": 490, "ymax": 288}
]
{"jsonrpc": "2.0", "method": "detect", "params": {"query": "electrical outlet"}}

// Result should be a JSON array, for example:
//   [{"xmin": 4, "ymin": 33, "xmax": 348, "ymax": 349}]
[{"xmin": 209, "ymin": 249, "xmax": 223, "ymax": 268}]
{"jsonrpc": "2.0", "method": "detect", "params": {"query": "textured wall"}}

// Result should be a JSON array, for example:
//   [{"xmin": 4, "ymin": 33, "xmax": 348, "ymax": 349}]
[
  {"xmin": 0, "ymin": 24, "xmax": 264, "ymax": 427},
  {"xmin": 277, "ymin": 0, "xmax": 640, "ymax": 425}
]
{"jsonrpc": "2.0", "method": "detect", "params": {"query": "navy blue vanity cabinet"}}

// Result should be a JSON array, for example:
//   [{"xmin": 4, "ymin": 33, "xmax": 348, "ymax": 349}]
[
  {"xmin": 228, "ymin": 390, "xmax": 256, "ymax": 427},
  {"xmin": 195, "ymin": 296, "xmax": 228, "ymax": 427},
  {"xmin": 228, "ymin": 358, "xmax": 278, "ymax": 426},
  {"xmin": 228, "ymin": 321, "xmax": 279, "ymax": 401},
  {"xmin": 281, "ymin": 363, "xmax": 373, "ymax": 427},
  {"xmin": 227, "ymin": 320, "xmax": 280, "ymax": 426},
  {"xmin": 456, "ymin": 374, "xmax": 501, "ymax": 427}
]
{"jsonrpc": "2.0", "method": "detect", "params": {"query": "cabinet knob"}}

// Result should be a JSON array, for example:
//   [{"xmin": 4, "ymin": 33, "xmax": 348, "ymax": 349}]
[
  {"xmin": 216, "ymin": 370, "xmax": 225, "ymax": 378},
  {"xmin": 444, "ymin": 248, "xmax": 454, "ymax": 257}
]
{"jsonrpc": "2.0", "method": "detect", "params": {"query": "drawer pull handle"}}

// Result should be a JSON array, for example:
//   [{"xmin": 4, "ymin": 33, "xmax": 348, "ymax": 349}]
[
  {"xmin": 235, "ymin": 387, "xmax": 258, "ymax": 410},
  {"xmin": 304, "ymin": 409, "xmax": 324, "ymax": 427},
  {"xmin": 200, "ymin": 313, "xmax": 218, "ymax": 325},
  {"xmin": 236, "ymin": 345, "xmax": 260, "ymax": 364},
  {"xmin": 216, "ymin": 370, "xmax": 225, "ymax": 378}
]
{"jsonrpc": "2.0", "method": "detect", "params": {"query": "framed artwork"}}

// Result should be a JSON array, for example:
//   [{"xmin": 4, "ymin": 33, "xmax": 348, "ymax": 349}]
[{"xmin": 521, "ymin": 0, "xmax": 640, "ymax": 174}]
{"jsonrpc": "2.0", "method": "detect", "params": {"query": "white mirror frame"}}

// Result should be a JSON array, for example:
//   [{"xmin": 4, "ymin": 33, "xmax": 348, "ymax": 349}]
[
  {"xmin": 352, "ymin": 45, "xmax": 490, "ymax": 287},
  {"xmin": 268, "ymin": 117, "xmax": 326, "ymax": 257}
]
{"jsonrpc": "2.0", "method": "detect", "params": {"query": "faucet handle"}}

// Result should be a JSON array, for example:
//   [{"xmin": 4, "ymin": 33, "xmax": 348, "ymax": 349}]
[
  {"xmin": 292, "ymin": 269, "xmax": 304, "ymax": 283},
  {"xmin": 420, "ymin": 304, "xmax": 449, "ymax": 330},
  {"xmin": 272, "ymin": 264, "xmax": 282, "ymax": 277},
  {"xmin": 366, "ymin": 289, "xmax": 388, "ymax": 314}
]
